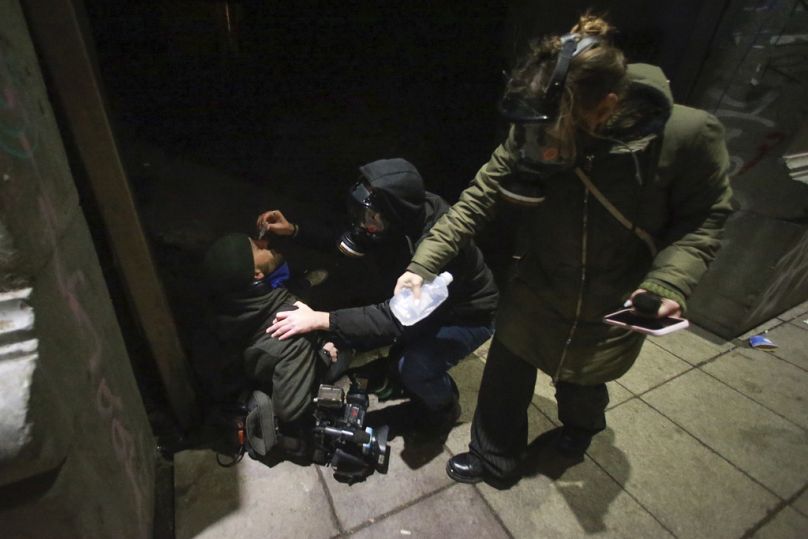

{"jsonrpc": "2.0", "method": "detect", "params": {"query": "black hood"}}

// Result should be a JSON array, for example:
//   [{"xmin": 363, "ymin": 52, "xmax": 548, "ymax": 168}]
[{"xmin": 358, "ymin": 158, "xmax": 426, "ymax": 231}]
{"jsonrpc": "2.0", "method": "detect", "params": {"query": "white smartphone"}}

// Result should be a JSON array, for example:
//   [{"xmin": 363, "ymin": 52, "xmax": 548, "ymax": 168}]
[{"xmin": 602, "ymin": 308, "xmax": 689, "ymax": 336}]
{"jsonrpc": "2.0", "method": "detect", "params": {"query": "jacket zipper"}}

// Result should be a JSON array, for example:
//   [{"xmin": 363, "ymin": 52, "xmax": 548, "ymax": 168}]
[{"xmin": 553, "ymin": 156, "xmax": 593, "ymax": 384}]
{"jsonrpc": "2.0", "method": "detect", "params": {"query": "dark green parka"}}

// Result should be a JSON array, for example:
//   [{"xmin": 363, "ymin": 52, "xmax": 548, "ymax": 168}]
[
  {"xmin": 194, "ymin": 286, "xmax": 323, "ymax": 422},
  {"xmin": 407, "ymin": 64, "xmax": 733, "ymax": 385}
]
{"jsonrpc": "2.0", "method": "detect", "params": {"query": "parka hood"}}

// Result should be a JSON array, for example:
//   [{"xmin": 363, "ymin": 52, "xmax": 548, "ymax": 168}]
[
  {"xmin": 602, "ymin": 63, "xmax": 673, "ymax": 141},
  {"xmin": 358, "ymin": 158, "xmax": 425, "ymax": 228}
]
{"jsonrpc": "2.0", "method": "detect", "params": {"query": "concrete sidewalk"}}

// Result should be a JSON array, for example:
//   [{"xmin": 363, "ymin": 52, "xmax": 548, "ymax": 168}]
[{"xmin": 173, "ymin": 302, "xmax": 808, "ymax": 538}]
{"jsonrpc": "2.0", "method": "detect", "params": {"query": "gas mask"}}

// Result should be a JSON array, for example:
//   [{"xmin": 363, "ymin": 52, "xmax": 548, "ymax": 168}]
[
  {"xmin": 338, "ymin": 178, "xmax": 392, "ymax": 257},
  {"xmin": 498, "ymin": 33, "xmax": 602, "ymax": 206}
]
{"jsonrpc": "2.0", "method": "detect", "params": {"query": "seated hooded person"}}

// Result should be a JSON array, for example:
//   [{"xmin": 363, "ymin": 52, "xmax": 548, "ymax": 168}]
[
  {"xmin": 256, "ymin": 158, "xmax": 499, "ymax": 433},
  {"xmin": 194, "ymin": 232, "xmax": 345, "ymax": 432}
]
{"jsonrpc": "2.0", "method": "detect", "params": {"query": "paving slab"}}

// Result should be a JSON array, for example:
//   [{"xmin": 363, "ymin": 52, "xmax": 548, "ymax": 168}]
[
  {"xmin": 321, "ymin": 436, "xmax": 453, "ymax": 531},
  {"xmin": 174, "ymin": 449, "xmax": 337, "ymax": 539},
  {"xmin": 643, "ymin": 369, "xmax": 808, "ymax": 499},
  {"xmin": 348, "ymin": 484, "xmax": 509, "ymax": 538},
  {"xmin": 443, "ymin": 355, "xmax": 485, "ymax": 456},
  {"xmin": 776, "ymin": 300, "xmax": 808, "ymax": 322},
  {"xmin": 702, "ymin": 349, "xmax": 808, "ymax": 429},
  {"xmin": 765, "ymin": 322, "xmax": 808, "ymax": 370},
  {"xmin": 445, "ymin": 421, "xmax": 473, "ymax": 457},
  {"xmin": 738, "ymin": 319, "xmax": 784, "ymax": 341},
  {"xmin": 450, "ymin": 354, "xmax": 486, "ymax": 424},
  {"xmin": 793, "ymin": 488, "xmax": 808, "ymax": 517},
  {"xmin": 606, "ymin": 382, "xmax": 637, "ymax": 409},
  {"xmin": 648, "ymin": 325, "xmax": 734, "ymax": 365},
  {"xmin": 472, "ymin": 337, "xmax": 492, "ymax": 362},
  {"xmin": 751, "ymin": 506, "xmax": 808, "ymax": 539},
  {"xmin": 790, "ymin": 318, "xmax": 808, "ymax": 331},
  {"xmin": 617, "ymin": 340, "xmax": 693, "ymax": 395},
  {"xmin": 479, "ymin": 431, "xmax": 672, "ymax": 538},
  {"xmin": 532, "ymin": 377, "xmax": 634, "ymax": 423},
  {"xmin": 589, "ymin": 399, "xmax": 779, "ymax": 538}
]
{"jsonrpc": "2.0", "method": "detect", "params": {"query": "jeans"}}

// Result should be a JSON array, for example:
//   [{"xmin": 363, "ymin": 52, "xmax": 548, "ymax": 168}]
[{"xmin": 396, "ymin": 323, "xmax": 494, "ymax": 411}]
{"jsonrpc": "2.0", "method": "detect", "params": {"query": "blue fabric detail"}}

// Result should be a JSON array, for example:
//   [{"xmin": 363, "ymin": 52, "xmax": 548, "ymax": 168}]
[{"xmin": 265, "ymin": 262, "xmax": 290, "ymax": 289}]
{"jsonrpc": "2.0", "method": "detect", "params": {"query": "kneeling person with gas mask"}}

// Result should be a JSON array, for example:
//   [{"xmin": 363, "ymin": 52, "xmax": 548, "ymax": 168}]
[
  {"xmin": 195, "ymin": 233, "xmax": 389, "ymax": 482},
  {"xmin": 257, "ymin": 159, "xmax": 498, "ymax": 435}
]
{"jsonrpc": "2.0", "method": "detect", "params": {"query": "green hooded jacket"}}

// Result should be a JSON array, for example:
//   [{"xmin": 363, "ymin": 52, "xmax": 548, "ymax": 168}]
[
  {"xmin": 194, "ymin": 286, "xmax": 324, "ymax": 423},
  {"xmin": 407, "ymin": 64, "xmax": 733, "ymax": 384}
]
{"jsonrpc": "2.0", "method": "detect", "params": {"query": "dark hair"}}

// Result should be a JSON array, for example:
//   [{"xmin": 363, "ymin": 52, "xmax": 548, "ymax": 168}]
[{"xmin": 506, "ymin": 13, "xmax": 628, "ymax": 161}]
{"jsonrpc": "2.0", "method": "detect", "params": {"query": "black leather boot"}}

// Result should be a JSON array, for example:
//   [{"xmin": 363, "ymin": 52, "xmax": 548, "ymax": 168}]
[
  {"xmin": 555, "ymin": 426, "xmax": 593, "ymax": 459},
  {"xmin": 446, "ymin": 452, "xmax": 519, "ymax": 489},
  {"xmin": 446, "ymin": 452, "xmax": 485, "ymax": 484}
]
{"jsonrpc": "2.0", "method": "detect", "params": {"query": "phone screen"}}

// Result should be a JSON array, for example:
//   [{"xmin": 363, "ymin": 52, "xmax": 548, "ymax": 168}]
[{"xmin": 604, "ymin": 310, "xmax": 684, "ymax": 330}]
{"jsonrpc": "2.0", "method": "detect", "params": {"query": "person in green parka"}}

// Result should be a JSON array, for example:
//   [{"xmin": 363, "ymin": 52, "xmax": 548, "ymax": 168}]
[
  {"xmin": 194, "ymin": 233, "xmax": 344, "ymax": 431},
  {"xmin": 394, "ymin": 14, "xmax": 733, "ymax": 486}
]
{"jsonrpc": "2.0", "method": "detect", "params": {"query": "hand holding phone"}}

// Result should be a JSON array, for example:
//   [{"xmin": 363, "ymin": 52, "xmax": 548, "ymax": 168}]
[
  {"xmin": 602, "ymin": 309, "xmax": 689, "ymax": 336},
  {"xmin": 603, "ymin": 293, "xmax": 688, "ymax": 336}
]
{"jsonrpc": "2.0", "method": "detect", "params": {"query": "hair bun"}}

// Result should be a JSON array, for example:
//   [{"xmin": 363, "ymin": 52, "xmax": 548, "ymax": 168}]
[{"xmin": 571, "ymin": 13, "xmax": 614, "ymax": 39}]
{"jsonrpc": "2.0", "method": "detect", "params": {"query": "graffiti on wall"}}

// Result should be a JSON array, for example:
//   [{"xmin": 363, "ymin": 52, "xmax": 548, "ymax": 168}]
[
  {"xmin": 1, "ymin": 47, "xmax": 150, "ymax": 539},
  {"xmin": 705, "ymin": 0, "xmax": 808, "ymax": 178},
  {"xmin": 710, "ymin": 88, "xmax": 784, "ymax": 177},
  {"xmin": 0, "ymin": 65, "xmax": 37, "ymax": 160}
]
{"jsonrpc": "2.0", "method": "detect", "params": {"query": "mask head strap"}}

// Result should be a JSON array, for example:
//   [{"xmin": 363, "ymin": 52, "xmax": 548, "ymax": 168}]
[{"xmin": 500, "ymin": 33, "xmax": 602, "ymax": 124}]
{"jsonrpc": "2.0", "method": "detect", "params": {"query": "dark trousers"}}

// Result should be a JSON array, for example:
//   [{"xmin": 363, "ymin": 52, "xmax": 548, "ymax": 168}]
[
  {"xmin": 469, "ymin": 338, "xmax": 609, "ymax": 479},
  {"xmin": 397, "ymin": 323, "xmax": 494, "ymax": 411}
]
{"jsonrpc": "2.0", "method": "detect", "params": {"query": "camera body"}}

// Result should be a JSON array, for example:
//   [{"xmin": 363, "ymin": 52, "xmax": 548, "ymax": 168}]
[
  {"xmin": 311, "ymin": 380, "xmax": 390, "ymax": 484},
  {"xmin": 213, "ymin": 378, "xmax": 390, "ymax": 484}
]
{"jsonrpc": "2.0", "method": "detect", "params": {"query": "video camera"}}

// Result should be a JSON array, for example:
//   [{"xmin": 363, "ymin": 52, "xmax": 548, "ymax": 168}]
[
  {"xmin": 311, "ymin": 378, "xmax": 390, "ymax": 483},
  {"xmin": 216, "ymin": 376, "xmax": 390, "ymax": 484}
]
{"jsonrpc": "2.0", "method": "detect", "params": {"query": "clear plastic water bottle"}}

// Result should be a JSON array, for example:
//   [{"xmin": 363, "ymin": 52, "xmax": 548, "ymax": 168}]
[{"xmin": 390, "ymin": 272, "xmax": 454, "ymax": 326}]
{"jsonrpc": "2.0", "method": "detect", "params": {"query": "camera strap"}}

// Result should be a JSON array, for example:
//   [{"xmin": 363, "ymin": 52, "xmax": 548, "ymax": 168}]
[{"xmin": 574, "ymin": 167, "xmax": 658, "ymax": 258}]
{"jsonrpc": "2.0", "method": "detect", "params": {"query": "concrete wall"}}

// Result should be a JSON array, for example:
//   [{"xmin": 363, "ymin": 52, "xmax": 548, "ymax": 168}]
[
  {"xmin": 687, "ymin": 0, "xmax": 808, "ymax": 337},
  {"xmin": 0, "ymin": 1, "xmax": 155, "ymax": 537}
]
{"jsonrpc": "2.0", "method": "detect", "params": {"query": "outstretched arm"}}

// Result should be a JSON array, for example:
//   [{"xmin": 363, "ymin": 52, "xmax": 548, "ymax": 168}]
[
  {"xmin": 395, "ymin": 132, "xmax": 517, "ymax": 299},
  {"xmin": 407, "ymin": 140, "xmax": 514, "ymax": 277},
  {"xmin": 257, "ymin": 209, "xmax": 343, "ymax": 252},
  {"xmin": 267, "ymin": 301, "xmax": 330, "ymax": 340}
]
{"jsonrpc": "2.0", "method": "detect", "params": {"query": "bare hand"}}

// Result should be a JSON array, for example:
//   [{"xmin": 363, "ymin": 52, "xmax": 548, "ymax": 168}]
[
  {"xmin": 628, "ymin": 289, "xmax": 682, "ymax": 318},
  {"xmin": 394, "ymin": 271, "xmax": 424, "ymax": 300},
  {"xmin": 256, "ymin": 210, "xmax": 295, "ymax": 238},
  {"xmin": 267, "ymin": 301, "xmax": 330, "ymax": 340},
  {"xmin": 322, "ymin": 342, "xmax": 339, "ymax": 363}
]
